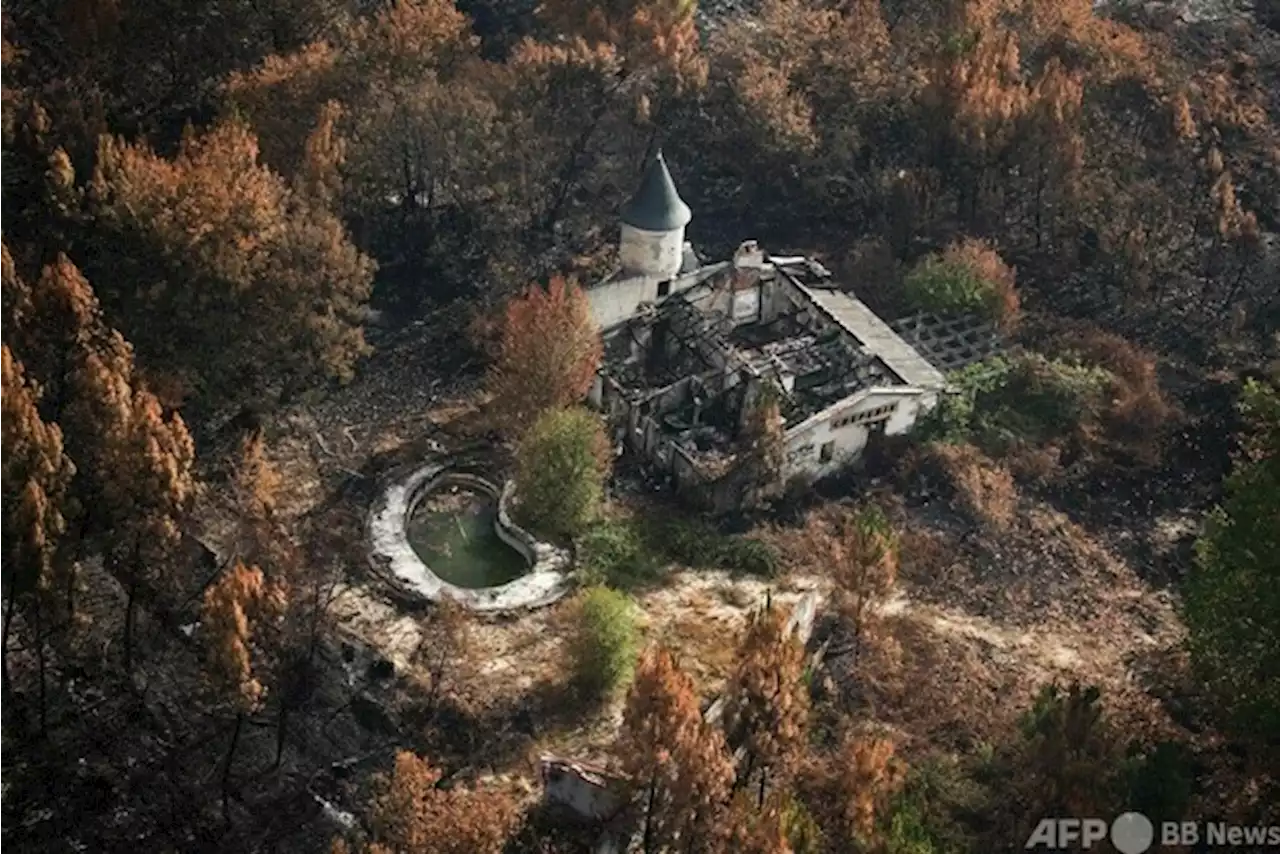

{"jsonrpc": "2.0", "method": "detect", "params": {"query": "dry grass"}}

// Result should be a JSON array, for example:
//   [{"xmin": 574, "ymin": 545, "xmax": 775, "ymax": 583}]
[
  {"xmin": 897, "ymin": 527, "xmax": 962, "ymax": 588},
  {"xmin": 1040, "ymin": 319, "xmax": 1182, "ymax": 465},
  {"xmin": 842, "ymin": 610, "xmax": 1018, "ymax": 749},
  {"xmin": 1005, "ymin": 441, "xmax": 1063, "ymax": 485},
  {"xmin": 905, "ymin": 442, "xmax": 1018, "ymax": 532}
]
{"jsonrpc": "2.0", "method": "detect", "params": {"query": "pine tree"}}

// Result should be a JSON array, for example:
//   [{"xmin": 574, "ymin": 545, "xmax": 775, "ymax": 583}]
[
  {"xmin": 1019, "ymin": 682, "xmax": 1118, "ymax": 816},
  {"xmin": 809, "ymin": 504, "xmax": 899, "ymax": 661},
  {"xmin": 822, "ymin": 735, "xmax": 903, "ymax": 848},
  {"xmin": 725, "ymin": 790, "xmax": 794, "ymax": 854},
  {"xmin": 1, "ymin": 242, "xmax": 34, "ymax": 348},
  {"xmin": 1022, "ymin": 58, "xmax": 1085, "ymax": 251},
  {"xmin": 87, "ymin": 117, "xmax": 375, "ymax": 417},
  {"xmin": 67, "ymin": 329, "xmax": 197, "ymax": 669},
  {"xmin": 1184, "ymin": 377, "xmax": 1280, "ymax": 748},
  {"xmin": 201, "ymin": 560, "xmax": 288, "ymax": 822},
  {"xmin": 19, "ymin": 254, "xmax": 104, "ymax": 425},
  {"xmin": 619, "ymin": 645, "xmax": 734, "ymax": 852},
  {"xmin": 723, "ymin": 602, "xmax": 810, "ymax": 808},
  {"xmin": 1, "ymin": 346, "xmax": 76, "ymax": 729},
  {"xmin": 352, "ymin": 750, "xmax": 518, "ymax": 854},
  {"xmin": 537, "ymin": 0, "xmax": 707, "ymax": 95}
]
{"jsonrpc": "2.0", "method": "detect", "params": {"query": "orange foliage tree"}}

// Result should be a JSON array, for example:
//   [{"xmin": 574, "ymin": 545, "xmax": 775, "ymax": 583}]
[
  {"xmin": 704, "ymin": 0, "xmax": 892, "ymax": 211},
  {"xmin": 67, "ymin": 324, "xmax": 197, "ymax": 669},
  {"xmin": 486, "ymin": 275, "xmax": 602, "ymax": 439},
  {"xmin": 1, "ymin": 346, "xmax": 76, "ymax": 729},
  {"xmin": 723, "ymin": 602, "xmax": 810, "ymax": 808},
  {"xmin": 619, "ymin": 646, "xmax": 735, "ymax": 852},
  {"xmin": 224, "ymin": 0, "xmax": 481, "ymax": 195},
  {"xmin": 923, "ymin": 3, "xmax": 1030, "ymax": 226},
  {"xmin": 506, "ymin": 38, "xmax": 634, "ymax": 244},
  {"xmin": 201, "ymin": 560, "xmax": 288, "ymax": 821},
  {"xmin": 343, "ymin": 750, "xmax": 519, "ymax": 854},
  {"xmin": 1020, "ymin": 58, "xmax": 1085, "ymax": 250},
  {"xmin": 8, "ymin": 253, "xmax": 104, "ymax": 424},
  {"xmin": 538, "ymin": 0, "xmax": 707, "ymax": 95},
  {"xmin": 805, "ymin": 504, "xmax": 899, "ymax": 660},
  {"xmin": 7, "ymin": 255, "xmax": 138, "ymax": 624},
  {"xmin": 1, "ymin": 243, "xmax": 33, "ymax": 349},
  {"xmin": 806, "ymin": 735, "xmax": 904, "ymax": 848},
  {"xmin": 87, "ymin": 117, "xmax": 375, "ymax": 416},
  {"xmin": 725, "ymin": 790, "xmax": 795, "ymax": 854}
]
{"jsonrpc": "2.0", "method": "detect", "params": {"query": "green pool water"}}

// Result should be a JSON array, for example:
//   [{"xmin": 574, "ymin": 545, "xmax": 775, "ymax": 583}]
[{"xmin": 405, "ymin": 486, "xmax": 528, "ymax": 588}]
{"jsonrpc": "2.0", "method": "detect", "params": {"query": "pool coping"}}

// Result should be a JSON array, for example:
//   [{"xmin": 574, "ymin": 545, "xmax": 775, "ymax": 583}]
[{"xmin": 367, "ymin": 461, "xmax": 575, "ymax": 611}]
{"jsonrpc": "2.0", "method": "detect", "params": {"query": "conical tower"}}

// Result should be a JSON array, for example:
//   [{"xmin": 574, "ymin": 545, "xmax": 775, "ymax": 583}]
[{"xmin": 619, "ymin": 150, "xmax": 691, "ymax": 280}]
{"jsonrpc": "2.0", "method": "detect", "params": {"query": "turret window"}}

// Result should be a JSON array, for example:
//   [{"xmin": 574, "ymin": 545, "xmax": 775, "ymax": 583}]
[{"xmin": 657, "ymin": 280, "xmax": 671, "ymax": 298}]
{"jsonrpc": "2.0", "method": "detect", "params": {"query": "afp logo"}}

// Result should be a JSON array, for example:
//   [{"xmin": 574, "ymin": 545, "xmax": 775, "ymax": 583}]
[{"xmin": 1026, "ymin": 814, "xmax": 1155, "ymax": 854}]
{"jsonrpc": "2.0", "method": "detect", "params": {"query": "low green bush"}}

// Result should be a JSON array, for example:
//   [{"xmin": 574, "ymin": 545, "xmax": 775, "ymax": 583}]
[
  {"xmin": 901, "ymin": 238, "xmax": 1019, "ymax": 328},
  {"xmin": 781, "ymin": 793, "xmax": 824, "ymax": 854},
  {"xmin": 660, "ymin": 518, "xmax": 779, "ymax": 577},
  {"xmin": 570, "ymin": 585, "xmax": 640, "ymax": 698},
  {"xmin": 578, "ymin": 517, "xmax": 664, "ymax": 590},
  {"xmin": 919, "ymin": 354, "xmax": 1116, "ymax": 455},
  {"xmin": 880, "ymin": 754, "xmax": 993, "ymax": 854},
  {"xmin": 717, "ymin": 536, "xmax": 780, "ymax": 577},
  {"xmin": 575, "ymin": 513, "xmax": 781, "ymax": 592},
  {"xmin": 1120, "ymin": 740, "xmax": 1196, "ymax": 823}
]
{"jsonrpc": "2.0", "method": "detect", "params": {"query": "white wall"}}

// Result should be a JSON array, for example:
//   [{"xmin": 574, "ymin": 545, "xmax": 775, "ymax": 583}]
[
  {"xmin": 620, "ymin": 222, "xmax": 685, "ymax": 279},
  {"xmin": 586, "ymin": 263, "xmax": 732, "ymax": 331},
  {"xmin": 586, "ymin": 273, "xmax": 658, "ymax": 330},
  {"xmin": 783, "ymin": 390, "xmax": 925, "ymax": 480}
]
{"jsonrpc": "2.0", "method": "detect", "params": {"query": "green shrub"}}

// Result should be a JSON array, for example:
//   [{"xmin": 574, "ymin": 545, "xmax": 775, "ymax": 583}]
[
  {"xmin": 781, "ymin": 793, "xmax": 824, "ymax": 854},
  {"xmin": 717, "ymin": 536, "xmax": 780, "ymax": 577},
  {"xmin": 885, "ymin": 798, "xmax": 944, "ymax": 854},
  {"xmin": 578, "ymin": 517, "xmax": 664, "ymax": 590},
  {"xmin": 902, "ymin": 238, "xmax": 1019, "ymax": 327},
  {"xmin": 577, "ymin": 514, "xmax": 779, "ymax": 591},
  {"xmin": 881, "ymin": 755, "xmax": 991, "ymax": 854},
  {"xmin": 1120, "ymin": 740, "xmax": 1196, "ymax": 822},
  {"xmin": 659, "ymin": 518, "xmax": 779, "ymax": 577},
  {"xmin": 919, "ymin": 354, "xmax": 1115, "ymax": 454},
  {"xmin": 514, "ymin": 407, "xmax": 610, "ymax": 540},
  {"xmin": 1183, "ymin": 377, "xmax": 1280, "ymax": 746},
  {"xmin": 662, "ymin": 518, "xmax": 721, "ymax": 566},
  {"xmin": 916, "ymin": 358, "xmax": 1011, "ymax": 445},
  {"xmin": 570, "ymin": 586, "xmax": 640, "ymax": 698}
]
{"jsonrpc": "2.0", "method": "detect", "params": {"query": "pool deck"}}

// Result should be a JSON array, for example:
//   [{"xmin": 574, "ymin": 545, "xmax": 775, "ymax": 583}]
[{"xmin": 367, "ymin": 462, "xmax": 574, "ymax": 611}]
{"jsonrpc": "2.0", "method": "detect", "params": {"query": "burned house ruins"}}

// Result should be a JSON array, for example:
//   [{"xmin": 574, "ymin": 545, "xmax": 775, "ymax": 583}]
[{"xmin": 585, "ymin": 152, "xmax": 999, "ymax": 512}]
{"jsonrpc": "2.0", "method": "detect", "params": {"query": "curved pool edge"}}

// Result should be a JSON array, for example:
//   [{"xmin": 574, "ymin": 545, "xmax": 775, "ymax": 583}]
[{"xmin": 367, "ymin": 462, "xmax": 574, "ymax": 612}]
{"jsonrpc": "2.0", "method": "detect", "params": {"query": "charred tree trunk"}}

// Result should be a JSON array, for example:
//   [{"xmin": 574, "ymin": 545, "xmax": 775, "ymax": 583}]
[
  {"xmin": 642, "ymin": 771, "xmax": 659, "ymax": 854},
  {"xmin": 273, "ymin": 703, "xmax": 289, "ymax": 771},
  {"xmin": 2, "ymin": 584, "xmax": 18, "ymax": 700},
  {"xmin": 123, "ymin": 582, "xmax": 137, "ymax": 672},
  {"xmin": 221, "ymin": 712, "xmax": 245, "ymax": 824},
  {"xmin": 34, "ymin": 602, "xmax": 47, "ymax": 736},
  {"xmin": 735, "ymin": 750, "xmax": 756, "ymax": 796}
]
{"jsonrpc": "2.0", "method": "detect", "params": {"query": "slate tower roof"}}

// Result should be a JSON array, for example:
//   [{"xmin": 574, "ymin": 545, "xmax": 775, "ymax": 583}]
[{"xmin": 620, "ymin": 150, "xmax": 692, "ymax": 232}]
